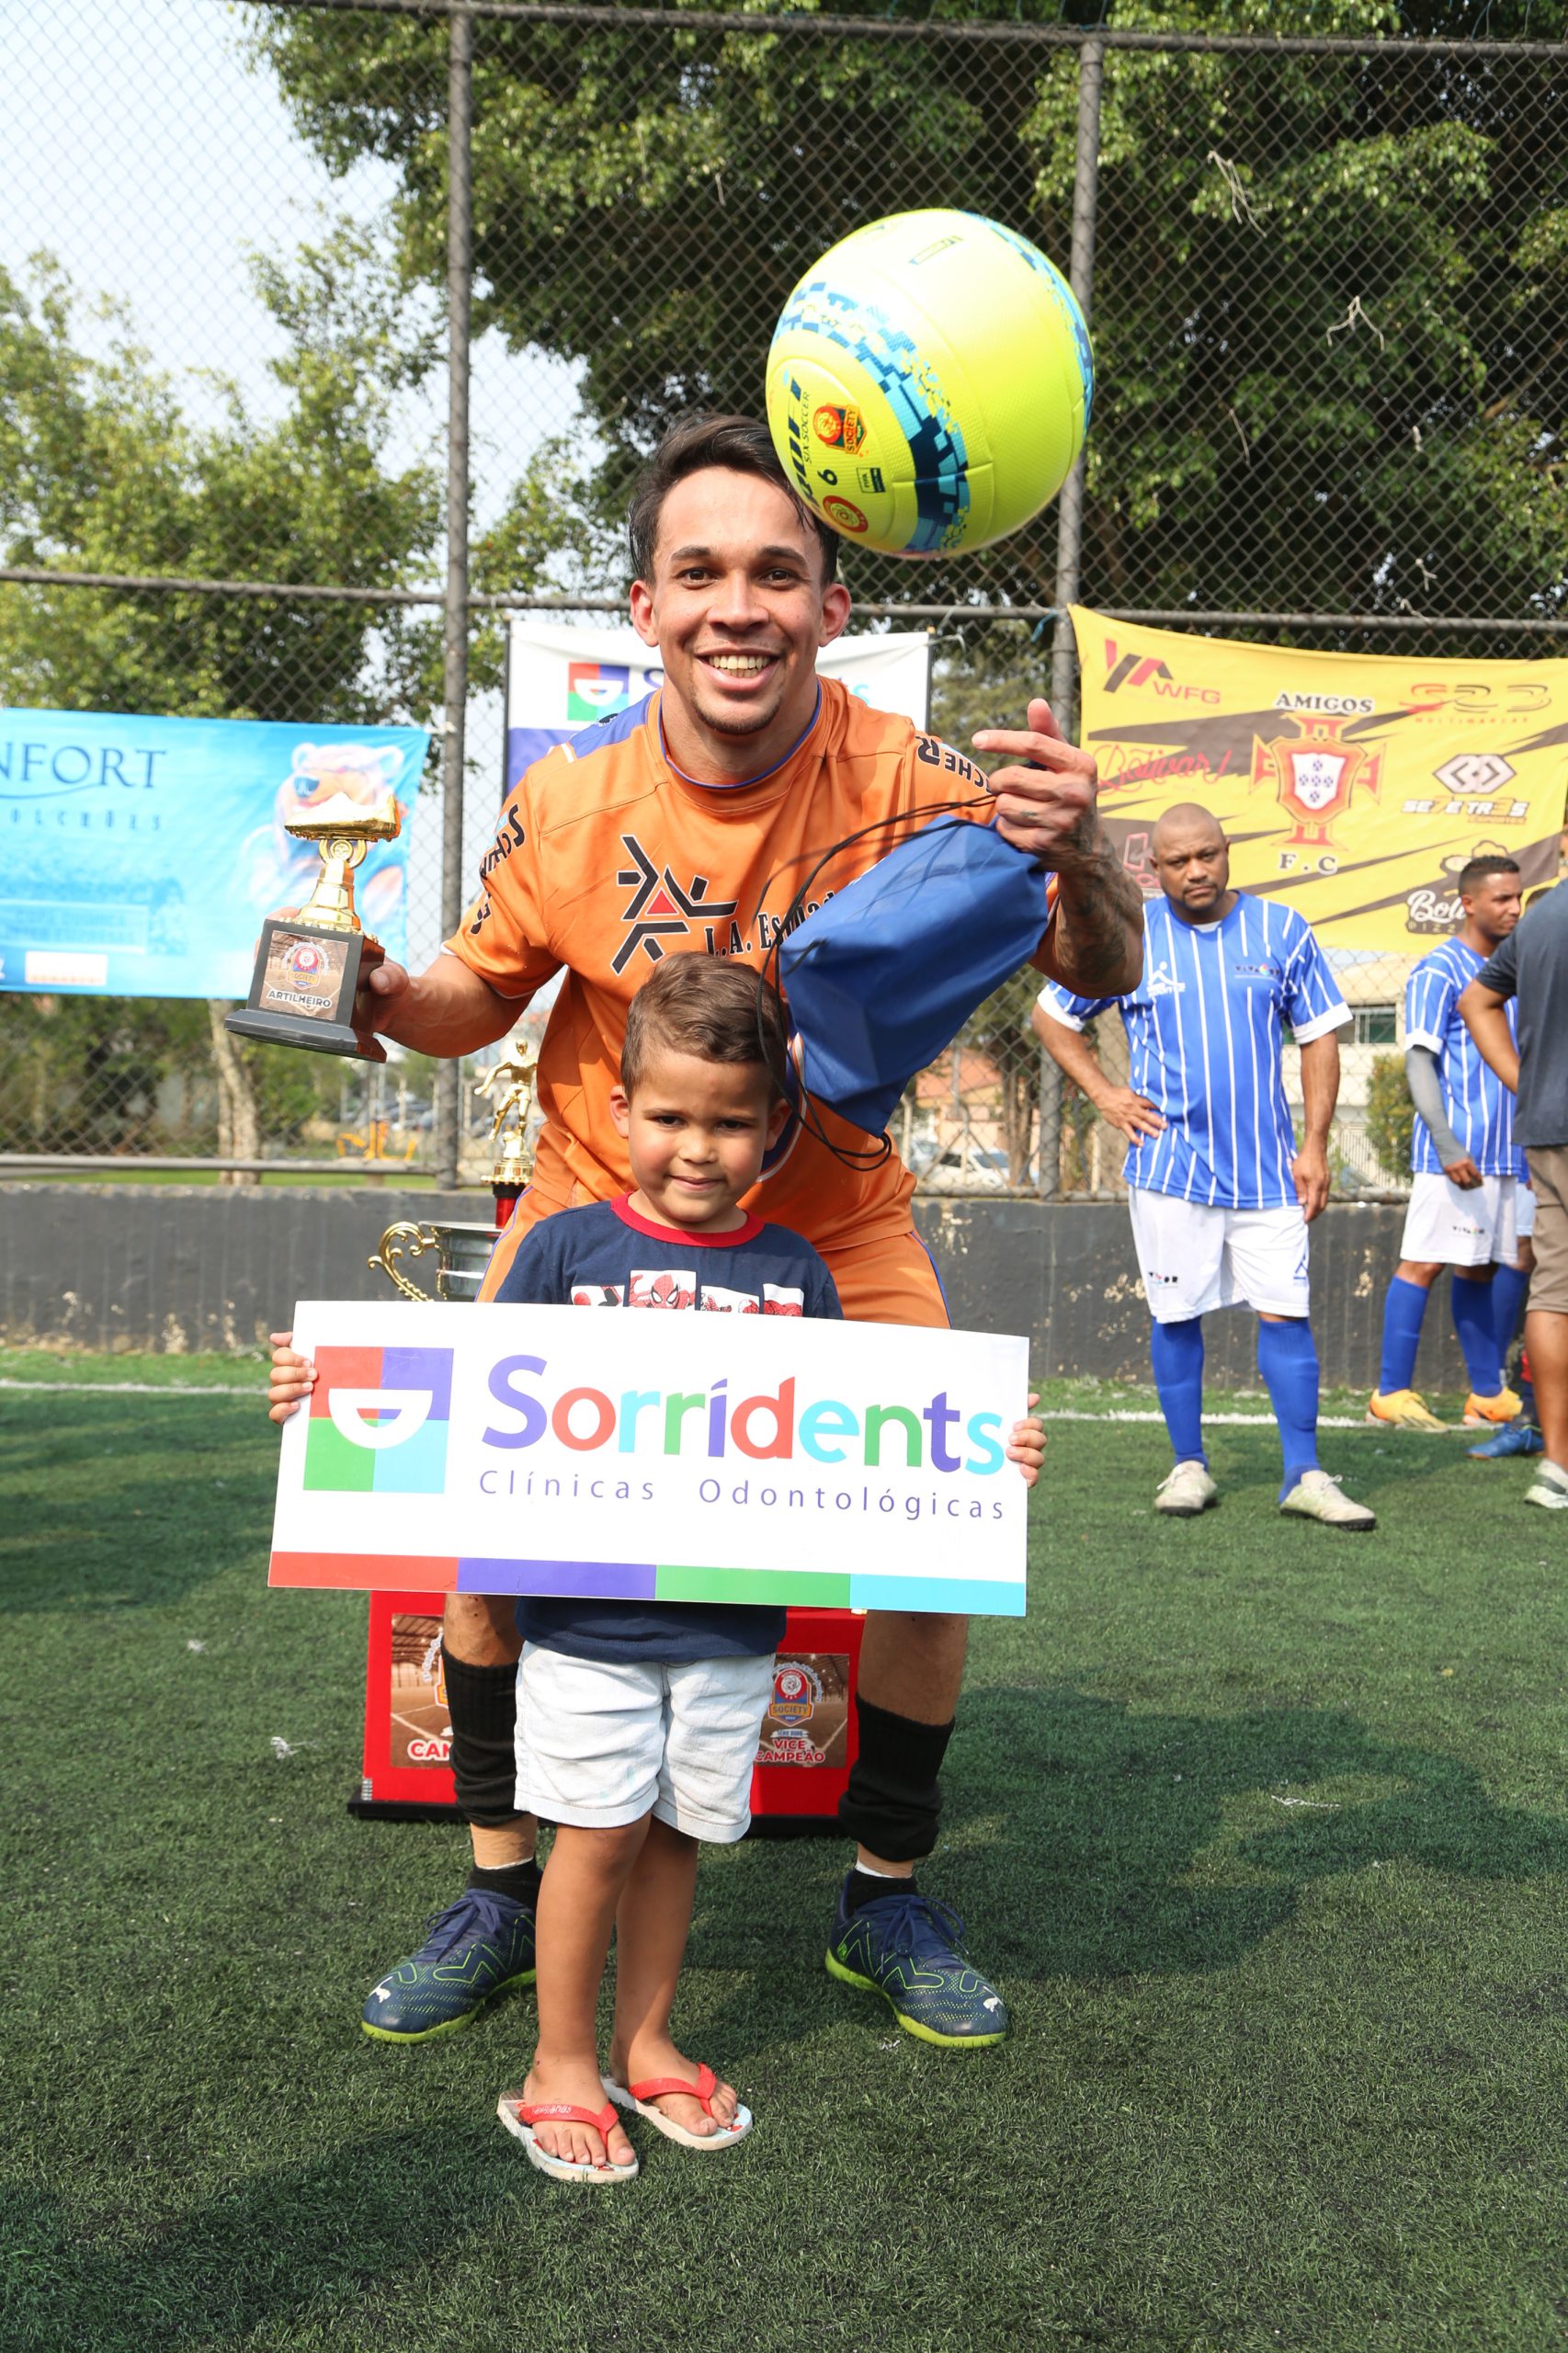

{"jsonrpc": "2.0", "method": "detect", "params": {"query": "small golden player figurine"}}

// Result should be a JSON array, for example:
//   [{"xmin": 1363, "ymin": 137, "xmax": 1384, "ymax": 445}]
[
  {"xmin": 474, "ymin": 1043, "xmax": 540, "ymax": 1188},
  {"xmin": 225, "ymin": 793, "xmax": 402, "ymax": 1063}
]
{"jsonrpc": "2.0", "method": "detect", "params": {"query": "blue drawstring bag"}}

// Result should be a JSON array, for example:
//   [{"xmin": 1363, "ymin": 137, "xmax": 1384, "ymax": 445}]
[{"xmin": 773, "ymin": 814, "xmax": 1055, "ymax": 1143}]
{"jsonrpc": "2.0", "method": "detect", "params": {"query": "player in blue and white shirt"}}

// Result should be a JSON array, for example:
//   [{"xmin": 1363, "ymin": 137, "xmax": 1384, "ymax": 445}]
[
  {"xmin": 1369, "ymin": 856, "xmax": 1535, "ymax": 1440},
  {"xmin": 1033, "ymin": 802, "xmax": 1375, "ymax": 1528}
]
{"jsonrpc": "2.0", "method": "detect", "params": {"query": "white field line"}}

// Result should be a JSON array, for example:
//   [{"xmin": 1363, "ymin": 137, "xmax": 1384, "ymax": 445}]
[
  {"xmin": 0, "ymin": 1377, "xmax": 257, "ymax": 1398},
  {"xmin": 0, "ymin": 1377, "xmax": 1400, "ymax": 1430}
]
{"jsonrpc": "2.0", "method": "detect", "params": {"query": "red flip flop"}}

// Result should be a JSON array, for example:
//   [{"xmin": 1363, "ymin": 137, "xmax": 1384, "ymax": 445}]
[
  {"xmin": 602, "ymin": 2063, "xmax": 752, "ymax": 2151},
  {"xmin": 497, "ymin": 2091, "xmax": 640, "ymax": 2182}
]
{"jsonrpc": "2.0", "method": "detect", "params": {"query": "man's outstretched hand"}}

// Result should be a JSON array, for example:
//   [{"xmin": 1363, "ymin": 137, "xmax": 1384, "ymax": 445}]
[{"xmin": 973, "ymin": 697, "xmax": 1102, "ymax": 872}]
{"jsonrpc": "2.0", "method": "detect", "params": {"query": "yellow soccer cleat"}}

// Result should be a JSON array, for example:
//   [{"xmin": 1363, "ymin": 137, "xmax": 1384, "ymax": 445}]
[
  {"xmin": 1367, "ymin": 1389, "xmax": 1447, "ymax": 1433},
  {"xmin": 1464, "ymin": 1384, "xmax": 1522, "ymax": 1427}
]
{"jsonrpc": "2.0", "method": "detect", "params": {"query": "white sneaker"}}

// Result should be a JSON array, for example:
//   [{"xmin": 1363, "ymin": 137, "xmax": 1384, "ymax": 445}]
[
  {"xmin": 1525, "ymin": 1463, "xmax": 1568, "ymax": 1510},
  {"xmin": 1279, "ymin": 1470, "xmax": 1376, "ymax": 1529},
  {"xmin": 1154, "ymin": 1461, "xmax": 1218, "ymax": 1517}
]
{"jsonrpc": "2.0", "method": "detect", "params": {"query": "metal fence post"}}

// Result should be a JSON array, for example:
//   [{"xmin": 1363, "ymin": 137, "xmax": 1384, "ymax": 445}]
[
  {"xmin": 1037, "ymin": 1038, "xmax": 1062, "ymax": 1199},
  {"xmin": 1049, "ymin": 34, "xmax": 1103, "ymax": 739},
  {"xmin": 434, "ymin": 1, "xmax": 473, "ymax": 1192}
]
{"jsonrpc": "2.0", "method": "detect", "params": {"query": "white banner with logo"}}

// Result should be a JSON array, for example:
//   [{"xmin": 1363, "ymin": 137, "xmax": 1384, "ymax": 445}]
[
  {"xmin": 269, "ymin": 1301, "xmax": 1028, "ymax": 1617},
  {"xmin": 505, "ymin": 620, "xmax": 931, "ymax": 796}
]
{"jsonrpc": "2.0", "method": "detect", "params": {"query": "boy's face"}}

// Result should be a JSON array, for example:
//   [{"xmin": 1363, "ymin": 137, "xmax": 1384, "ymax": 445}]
[{"xmin": 609, "ymin": 1049, "xmax": 790, "ymax": 1230}]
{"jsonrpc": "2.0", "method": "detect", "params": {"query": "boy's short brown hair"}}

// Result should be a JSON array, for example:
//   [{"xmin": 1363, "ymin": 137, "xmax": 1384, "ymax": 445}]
[
  {"xmin": 628, "ymin": 412, "xmax": 840, "ymax": 587},
  {"xmin": 619, "ymin": 952, "xmax": 789, "ymax": 1101}
]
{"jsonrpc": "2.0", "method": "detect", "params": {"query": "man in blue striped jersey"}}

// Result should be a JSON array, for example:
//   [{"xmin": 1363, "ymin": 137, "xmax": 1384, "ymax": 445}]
[
  {"xmin": 1032, "ymin": 802, "xmax": 1375, "ymax": 1528},
  {"xmin": 1368, "ymin": 857, "xmax": 1535, "ymax": 1442}
]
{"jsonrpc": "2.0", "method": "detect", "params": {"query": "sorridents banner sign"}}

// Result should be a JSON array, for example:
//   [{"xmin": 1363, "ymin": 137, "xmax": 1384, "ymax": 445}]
[
  {"xmin": 505, "ymin": 620, "xmax": 932, "ymax": 794},
  {"xmin": 270, "ymin": 1301, "xmax": 1029, "ymax": 1618},
  {"xmin": 0, "ymin": 710, "xmax": 429, "ymax": 998},
  {"xmin": 1070, "ymin": 608, "xmax": 1568, "ymax": 950}
]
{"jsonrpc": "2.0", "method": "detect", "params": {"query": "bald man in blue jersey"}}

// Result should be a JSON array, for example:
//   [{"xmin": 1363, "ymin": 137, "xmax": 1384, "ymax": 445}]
[{"xmin": 1033, "ymin": 803, "xmax": 1376, "ymax": 1529}]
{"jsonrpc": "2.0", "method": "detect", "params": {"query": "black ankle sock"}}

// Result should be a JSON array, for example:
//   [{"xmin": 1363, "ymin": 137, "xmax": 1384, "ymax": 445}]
[
  {"xmin": 467, "ymin": 1857, "xmax": 541, "ymax": 1906},
  {"xmin": 844, "ymin": 1868, "xmax": 917, "ymax": 1915}
]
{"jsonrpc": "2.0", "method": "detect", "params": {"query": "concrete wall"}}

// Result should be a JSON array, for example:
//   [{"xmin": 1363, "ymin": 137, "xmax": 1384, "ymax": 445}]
[{"xmin": 0, "ymin": 1183, "xmax": 1468, "ymax": 1392}]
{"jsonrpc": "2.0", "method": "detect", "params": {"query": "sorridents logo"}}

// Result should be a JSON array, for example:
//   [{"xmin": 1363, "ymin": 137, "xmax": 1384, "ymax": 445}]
[
  {"xmin": 478, "ymin": 1356, "xmax": 1009, "ymax": 1483},
  {"xmin": 823, "ymin": 495, "xmax": 869, "ymax": 534},
  {"xmin": 567, "ymin": 661, "xmax": 632, "ymax": 722},
  {"xmin": 305, "ymin": 1346, "xmax": 455, "ymax": 1494},
  {"xmin": 612, "ymin": 834, "xmax": 739, "ymax": 975}
]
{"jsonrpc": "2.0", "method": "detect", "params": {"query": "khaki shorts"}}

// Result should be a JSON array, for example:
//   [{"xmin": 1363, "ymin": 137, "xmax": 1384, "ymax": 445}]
[{"xmin": 1526, "ymin": 1145, "xmax": 1568, "ymax": 1313}]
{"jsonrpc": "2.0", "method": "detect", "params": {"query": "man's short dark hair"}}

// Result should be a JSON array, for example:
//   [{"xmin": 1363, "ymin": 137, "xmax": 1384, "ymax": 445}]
[
  {"xmin": 620, "ymin": 951, "xmax": 789, "ymax": 1101},
  {"xmin": 628, "ymin": 413, "xmax": 839, "ymax": 587},
  {"xmin": 1458, "ymin": 855, "xmax": 1521, "ymax": 896}
]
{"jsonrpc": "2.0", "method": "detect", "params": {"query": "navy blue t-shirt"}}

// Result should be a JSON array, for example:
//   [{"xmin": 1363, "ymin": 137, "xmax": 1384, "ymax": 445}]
[{"xmin": 492, "ymin": 1195, "xmax": 842, "ymax": 1664}]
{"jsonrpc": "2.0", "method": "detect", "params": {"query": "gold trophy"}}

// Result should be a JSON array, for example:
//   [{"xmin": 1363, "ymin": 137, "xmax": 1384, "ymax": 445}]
[
  {"xmin": 226, "ymin": 792, "xmax": 402, "ymax": 1063},
  {"xmin": 369, "ymin": 1045, "xmax": 540, "ymax": 1302}
]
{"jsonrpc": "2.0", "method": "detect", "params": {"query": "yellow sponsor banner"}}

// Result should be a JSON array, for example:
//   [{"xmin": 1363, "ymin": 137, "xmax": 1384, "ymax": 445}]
[{"xmin": 1070, "ymin": 608, "xmax": 1568, "ymax": 950}]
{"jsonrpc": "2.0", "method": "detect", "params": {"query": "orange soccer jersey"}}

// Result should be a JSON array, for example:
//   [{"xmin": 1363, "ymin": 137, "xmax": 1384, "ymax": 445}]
[{"xmin": 447, "ymin": 676, "xmax": 1048, "ymax": 1281}]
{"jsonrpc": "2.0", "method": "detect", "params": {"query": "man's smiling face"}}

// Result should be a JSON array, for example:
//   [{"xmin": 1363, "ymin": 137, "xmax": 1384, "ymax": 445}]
[{"xmin": 630, "ymin": 467, "xmax": 850, "ymax": 783}]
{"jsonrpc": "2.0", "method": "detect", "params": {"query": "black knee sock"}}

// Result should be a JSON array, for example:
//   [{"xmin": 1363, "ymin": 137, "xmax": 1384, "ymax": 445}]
[
  {"xmin": 442, "ymin": 1646, "xmax": 524, "ymax": 1829},
  {"xmin": 838, "ymin": 1696, "xmax": 954, "ymax": 1864}
]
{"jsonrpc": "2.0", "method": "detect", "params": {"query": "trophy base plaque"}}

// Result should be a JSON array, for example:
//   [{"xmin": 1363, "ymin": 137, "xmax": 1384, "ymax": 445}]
[{"xmin": 226, "ymin": 918, "xmax": 386, "ymax": 1063}]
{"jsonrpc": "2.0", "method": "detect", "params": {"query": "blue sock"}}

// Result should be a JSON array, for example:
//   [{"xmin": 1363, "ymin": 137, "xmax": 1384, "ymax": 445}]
[
  {"xmin": 1451, "ymin": 1274, "xmax": 1503, "ymax": 1397},
  {"xmin": 1492, "ymin": 1261, "xmax": 1529, "ymax": 1364},
  {"xmin": 1257, "ymin": 1318, "xmax": 1320, "ymax": 1497},
  {"xmin": 1150, "ymin": 1317, "xmax": 1206, "ymax": 1467},
  {"xmin": 1378, "ymin": 1276, "xmax": 1429, "ymax": 1394}
]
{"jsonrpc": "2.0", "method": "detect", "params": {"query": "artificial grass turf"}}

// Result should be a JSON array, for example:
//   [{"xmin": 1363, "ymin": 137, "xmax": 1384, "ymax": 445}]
[{"xmin": 5, "ymin": 1377, "xmax": 1568, "ymax": 2352}]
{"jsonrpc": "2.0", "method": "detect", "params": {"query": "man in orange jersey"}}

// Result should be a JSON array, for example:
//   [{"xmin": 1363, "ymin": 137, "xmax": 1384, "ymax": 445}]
[{"xmin": 323, "ymin": 413, "xmax": 1142, "ymax": 2052}]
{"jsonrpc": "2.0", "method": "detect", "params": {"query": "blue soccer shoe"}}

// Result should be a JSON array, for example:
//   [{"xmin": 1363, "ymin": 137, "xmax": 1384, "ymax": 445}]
[
  {"xmin": 824, "ymin": 1877, "xmax": 1009, "ymax": 2049},
  {"xmin": 1468, "ymin": 1422, "xmax": 1544, "ymax": 1459},
  {"xmin": 361, "ymin": 1887, "xmax": 537, "ymax": 2042}
]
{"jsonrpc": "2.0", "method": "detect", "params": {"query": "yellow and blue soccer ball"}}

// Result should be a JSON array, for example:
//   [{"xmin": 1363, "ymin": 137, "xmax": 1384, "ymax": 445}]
[{"xmin": 765, "ymin": 208, "xmax": 1093, "ymax": 560}]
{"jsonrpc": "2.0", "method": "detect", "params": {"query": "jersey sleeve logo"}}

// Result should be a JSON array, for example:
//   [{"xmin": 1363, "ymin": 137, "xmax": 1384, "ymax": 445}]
[
  {"xmin": 570, "ymin": 1283, "xmax": 625, "ymax": 1307},
  {"xmin": 699, "ymin": 1284, "xmax": 760, "ymax": 1313},
  {"xmin": 613, "ymin": 834, "xmax": 739, "ymax": 974},
  {"xmin": 629, "ymin": 1268, "xmax": 697, "ymax": 1310}
]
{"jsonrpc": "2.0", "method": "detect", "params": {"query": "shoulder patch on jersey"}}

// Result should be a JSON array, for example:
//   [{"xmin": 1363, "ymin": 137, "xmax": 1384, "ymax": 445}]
[
  {"xmin": 914, "ymin": 733, "xmax": 988, "ymax": 795},
  {"xmin": 480, "ymin": 802, "xmax": 527, "ymax": 884}
]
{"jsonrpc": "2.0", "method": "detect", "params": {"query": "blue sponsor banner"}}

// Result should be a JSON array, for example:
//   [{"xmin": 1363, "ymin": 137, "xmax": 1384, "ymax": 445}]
[{"xmin": 0, "ymin": 710, "xmax": 428, "ymax": 998}]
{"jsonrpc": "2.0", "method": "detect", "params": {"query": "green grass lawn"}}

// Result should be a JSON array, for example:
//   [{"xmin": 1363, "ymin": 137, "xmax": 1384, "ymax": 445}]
[{"xmin": 5, "ymin": 1362, "xmax": 1568, "ymax": 2352}]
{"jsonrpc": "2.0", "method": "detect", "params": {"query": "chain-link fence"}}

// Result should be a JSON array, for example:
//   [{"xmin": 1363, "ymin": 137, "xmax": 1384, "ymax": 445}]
[{"xmin": 4, "ymin": 1, "xmax": 1566, "ymax": 1192}]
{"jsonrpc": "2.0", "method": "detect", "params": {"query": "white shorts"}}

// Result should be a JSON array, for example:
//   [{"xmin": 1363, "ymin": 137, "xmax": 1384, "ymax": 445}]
[
  {"xmin": 514, "ymin": 1645, "xmax": 774, "ymax": 1843},
  {"xmin": 1399, "ymin": 1171, "xmax": 1527, "ymax": 1267},
  {"xmin": 1129, "ymin": 1188, "xmax": 1311, "ymax": 1324}
]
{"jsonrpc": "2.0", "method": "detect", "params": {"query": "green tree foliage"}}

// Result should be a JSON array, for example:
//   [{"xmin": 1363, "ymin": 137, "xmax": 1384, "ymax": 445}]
[
  {"xmin": 1367, "ymin": 1047, "xmax": 1417, "ymax": 1177},
  {"xmin": 0, "ymin": 232, "xmax": 445, "ymax": 1159},
  {"xmin": 256, "ymin": 1, "xmax": 1568, "ymax": 635},
  {"xmin": 0, "ymin": 229, "xmax": 441, "ymax": 720}
]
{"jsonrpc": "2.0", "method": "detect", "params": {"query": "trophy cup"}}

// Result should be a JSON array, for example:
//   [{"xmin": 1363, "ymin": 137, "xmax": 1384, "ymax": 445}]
[
  {"xmin": 225, "ymin": 793, "xmax": 402, "ymax": 1063},
  {"xmin": 368, "ymin": 1044, "xmax": 540, "ymax": 1300}
]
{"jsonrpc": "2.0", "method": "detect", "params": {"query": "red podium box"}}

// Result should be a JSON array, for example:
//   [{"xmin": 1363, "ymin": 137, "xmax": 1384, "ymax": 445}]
[{"xmin": 350, "ymin": 1594, "xmax": 863, "ymax": 1834}]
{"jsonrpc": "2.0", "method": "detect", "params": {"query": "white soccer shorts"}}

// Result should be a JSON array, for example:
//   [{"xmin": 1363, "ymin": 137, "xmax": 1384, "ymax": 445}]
[
  {"xmin": 1399, "ymin": 1170, "xmax": 1527, "ymax": 1267},
  {"xmin": 1128, "ymin": 1187, "xmax": 1311, "ymax": 1324},
  {"xmin": 515, "ymin": 1645, "xmax": 775, "ymax": 1843}
]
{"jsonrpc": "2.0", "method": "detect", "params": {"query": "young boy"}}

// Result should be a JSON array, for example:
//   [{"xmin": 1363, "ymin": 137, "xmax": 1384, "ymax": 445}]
[{"xmin": 270, "ymin": 955, "xmax": 1044, "ymax": 2183}]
